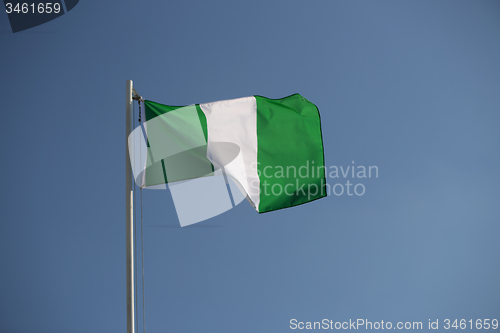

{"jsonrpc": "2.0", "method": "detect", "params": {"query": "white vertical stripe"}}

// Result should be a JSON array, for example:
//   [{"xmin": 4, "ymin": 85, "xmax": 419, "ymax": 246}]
[{"xmin": 200, "ymin": 96, "xmax": 260, "ymax": 211}]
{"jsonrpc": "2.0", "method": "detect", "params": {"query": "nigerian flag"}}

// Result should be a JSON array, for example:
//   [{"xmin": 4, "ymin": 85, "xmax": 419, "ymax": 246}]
[{"xmin": 129, "ymin": 94, "xmax": 326, "ymax": 215}]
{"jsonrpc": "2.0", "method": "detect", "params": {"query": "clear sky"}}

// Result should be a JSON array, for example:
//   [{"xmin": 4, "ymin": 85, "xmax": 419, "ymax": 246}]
[{"xmin": 1, "ymin": 1, "xmax": 500, "ymax": 332}]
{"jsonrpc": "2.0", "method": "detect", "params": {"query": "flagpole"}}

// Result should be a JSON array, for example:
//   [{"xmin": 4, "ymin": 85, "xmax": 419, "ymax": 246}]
[{"xmin": 125, "ymin": 80, "xmax": 135, "ymax": 333}]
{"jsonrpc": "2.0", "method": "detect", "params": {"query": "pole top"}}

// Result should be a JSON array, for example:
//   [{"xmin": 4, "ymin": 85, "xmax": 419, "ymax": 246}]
[{"xmin": 132, "ymin": 87, "xmax": 143, "ymax": 101}]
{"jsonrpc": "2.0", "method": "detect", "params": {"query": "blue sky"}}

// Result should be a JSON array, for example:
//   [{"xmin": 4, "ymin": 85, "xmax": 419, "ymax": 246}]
[{"xmin": 1, "ymin": 1, "xmax": 500, "ymax": 332}]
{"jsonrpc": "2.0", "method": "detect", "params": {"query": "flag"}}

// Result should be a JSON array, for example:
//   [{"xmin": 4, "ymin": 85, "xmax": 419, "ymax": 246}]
[{"xmin": 129, "ymin": 94, "xmax": 326, "ymax": 217}]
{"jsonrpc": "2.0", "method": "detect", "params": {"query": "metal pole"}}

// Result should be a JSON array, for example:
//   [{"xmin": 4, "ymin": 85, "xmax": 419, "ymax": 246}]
[{"xmin": 126, "ymin": 80, "xmax": 135, "ymax": 333}]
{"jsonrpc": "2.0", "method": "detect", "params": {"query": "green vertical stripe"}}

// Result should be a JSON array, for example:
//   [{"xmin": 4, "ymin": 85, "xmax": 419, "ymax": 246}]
[
  {"xmin": 144, "ymin": 100, "xmax": 185, "ymax": 122},
  {"xmin": 255, "ymin": 94, "xmax": 326, "ymax": 213},
  {"xmin": 144, "ymin": 101, "xmax": 209, "ymax": 141},
  {"xmin": 142, "ymin": 100, "xmax": 213, "ymax": 185}
]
